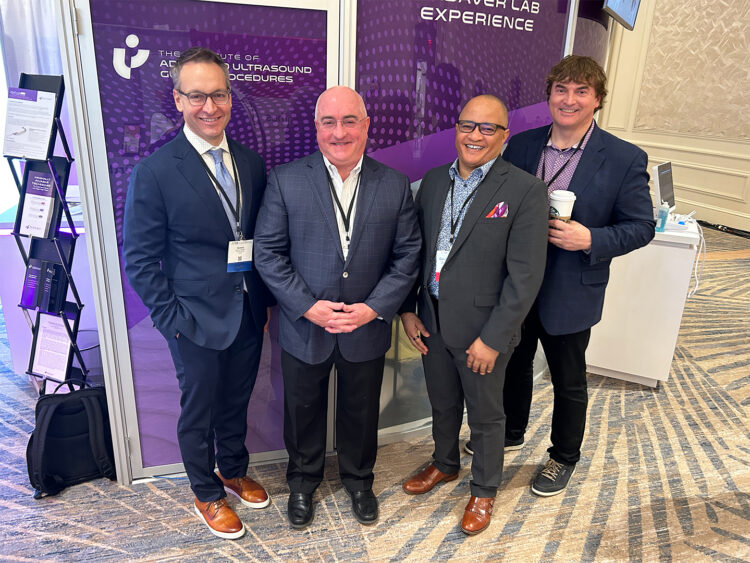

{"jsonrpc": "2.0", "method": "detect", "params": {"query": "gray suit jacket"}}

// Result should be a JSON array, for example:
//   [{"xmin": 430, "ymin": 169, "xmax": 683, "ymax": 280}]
[
  {"xmin": 254, "ymin": 151, "xmax": 421, "ymax": 364},
  {"xmin": 404, "ymin": 158, "xmax": 548, "ymax": 354}
]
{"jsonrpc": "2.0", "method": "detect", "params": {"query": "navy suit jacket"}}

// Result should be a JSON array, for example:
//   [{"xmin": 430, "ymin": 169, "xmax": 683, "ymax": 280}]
[
  {"xmin": 123, "ymin": 129, "xmax": 272, "ymax": 350},
  {"xmin": 253, "ymin": 151, "xmax": 421, "ymax": 364},
  {"xmin": 503, "ymin": 123, "xmax": 655, "ymax": 335}
]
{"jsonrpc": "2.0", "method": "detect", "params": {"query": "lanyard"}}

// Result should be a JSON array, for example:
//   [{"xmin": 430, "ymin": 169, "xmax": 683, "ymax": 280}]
[
  {"xmin": 197, "ymin": 148, "xmax": 244, "ymax": 239},
  {"xmin": 540, "ymin": 120, "xmax": 592, "ymax": 189},
  {"xmin": 326, "ymin": 169, "xmax": 361, "ymax": 243},
  {"xmin": 449, "ymin": 179, "xmax": 481, "ymax": 244}
]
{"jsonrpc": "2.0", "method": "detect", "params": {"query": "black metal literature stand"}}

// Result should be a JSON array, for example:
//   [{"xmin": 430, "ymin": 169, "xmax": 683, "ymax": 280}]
[{"xmin": 5, "ymin": 74, "xmax": 87, "ymax": 393}]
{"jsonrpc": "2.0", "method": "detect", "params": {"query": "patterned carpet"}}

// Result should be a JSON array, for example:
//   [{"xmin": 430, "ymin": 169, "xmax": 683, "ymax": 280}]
[{"xmin": 0, "ymin": 227, "xmax": 748, "ymax": 561}]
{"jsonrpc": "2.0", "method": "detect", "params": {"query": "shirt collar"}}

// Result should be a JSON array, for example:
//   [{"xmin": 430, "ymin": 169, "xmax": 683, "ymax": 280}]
[
  {"xmin": 546, "ymin": 119, "xmax": 596, "ymax": 150},
  {"xmin": 183, "ymin": 125, "xmax": 229, "ymax": 155},
  {"xmin": 448, "ymin": 157, "xmax": 497, "ymax": 183},
  {"xmin": 321, "ymin": 153, "xmax": 364, "ymax": 183}
]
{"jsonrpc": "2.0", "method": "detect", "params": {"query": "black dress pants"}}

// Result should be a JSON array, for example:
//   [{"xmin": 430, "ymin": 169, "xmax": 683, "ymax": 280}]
[
  {"xmin": 281, "ymin": 344, "xmax": 385, "ymax": 494},
  {"xmin": 504, "ymin": 303, "xmax": 591, "ymax": 466},
  {"xmin": 167, "ymin": 294, "xmax": 263, "ymax": 502}
]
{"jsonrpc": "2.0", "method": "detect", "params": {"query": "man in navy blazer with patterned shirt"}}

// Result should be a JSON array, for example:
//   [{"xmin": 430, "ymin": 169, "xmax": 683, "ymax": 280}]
[
  {"xmin": 500, "ymin": 55, "xmax": 655, "ymax": 497},
  {"xmin": 123, "ymin": 47, "xmax": 273, "ymax": 540},
  {"xmin": 254, "ymin": 86, "xmax": 420, "ymax": 529}
]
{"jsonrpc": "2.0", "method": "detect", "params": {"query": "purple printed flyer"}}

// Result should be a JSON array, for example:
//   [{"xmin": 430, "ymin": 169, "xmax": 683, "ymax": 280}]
[{"xmin": 18, "ymin": 170, "xmax": 56, "ymax": 238}]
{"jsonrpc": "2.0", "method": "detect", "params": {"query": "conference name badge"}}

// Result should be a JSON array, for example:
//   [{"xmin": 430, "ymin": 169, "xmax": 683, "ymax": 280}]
[
  {"xmin": 227, "ymin": 239, "xmax": 253, "ymax": 272},
  {"xmin": 434, "ymin": 249, "xmax": 449, "ymax": 282}
]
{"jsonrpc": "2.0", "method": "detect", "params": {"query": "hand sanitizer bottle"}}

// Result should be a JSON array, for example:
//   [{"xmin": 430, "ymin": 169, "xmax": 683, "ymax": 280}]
[{"xmin": 656, "ymin": 201, "xmax": 669, "ymax": 232}]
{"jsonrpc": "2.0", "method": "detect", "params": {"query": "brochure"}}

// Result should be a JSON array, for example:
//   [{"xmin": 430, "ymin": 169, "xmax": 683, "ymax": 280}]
[
  {"xmin": 31, "ymin": 312, "xmax": 72, "ymax": 381},
  {"xmin": 18, "ymin": 170, "xmax": 57, "ymax": 237},
  {"xmin": 2, "ymin": 87, "xmax": 56, "ymax": 160}
]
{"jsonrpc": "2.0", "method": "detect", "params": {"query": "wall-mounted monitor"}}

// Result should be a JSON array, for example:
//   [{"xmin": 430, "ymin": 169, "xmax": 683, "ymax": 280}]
[{"xmin": 603, "ymin": 0, "xmax": 641, "ymax": 31}]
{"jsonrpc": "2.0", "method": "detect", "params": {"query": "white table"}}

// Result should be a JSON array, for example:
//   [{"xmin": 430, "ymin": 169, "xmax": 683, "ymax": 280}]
[{"xmin": 586, "ymin": 223, "xmax": 700, "ymax": 387}]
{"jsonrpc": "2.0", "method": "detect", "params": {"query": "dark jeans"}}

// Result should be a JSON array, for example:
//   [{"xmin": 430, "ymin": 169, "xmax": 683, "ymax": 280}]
[{"xmin": 504, "ymin": 304, "xmax": 591, "ymax": 466}]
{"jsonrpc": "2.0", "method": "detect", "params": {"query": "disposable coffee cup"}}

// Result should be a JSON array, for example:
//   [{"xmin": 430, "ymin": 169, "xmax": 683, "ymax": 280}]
[{"xmin": 549, "ymin": 190, "xmax": 576, "ymax": 222}]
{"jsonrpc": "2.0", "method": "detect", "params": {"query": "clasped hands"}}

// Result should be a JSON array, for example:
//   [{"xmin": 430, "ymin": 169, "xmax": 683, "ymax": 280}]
[
  {"xmin": 401, "ymin": 312, "xmax": 499, "ymax": 375},
  {"xmin": 304, "ymin": 300, "xmax": 377, "ymax": 334}
]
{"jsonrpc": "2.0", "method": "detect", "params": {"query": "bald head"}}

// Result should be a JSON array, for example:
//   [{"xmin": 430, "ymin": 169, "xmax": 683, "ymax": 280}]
[
  {"xmin": 315, "ymin": 86, "xmax": 368, "ymax": 121},
  {"xmin": 454, "ymin": 94, "xmax": 510, "ymax": 179},
  {"xmin": 314, "ymin": 86, "xmax": 371, "ymax": 180},
  {"xmin": 458, "ymin": 94, "xmax": 508, "ymax": 124}
]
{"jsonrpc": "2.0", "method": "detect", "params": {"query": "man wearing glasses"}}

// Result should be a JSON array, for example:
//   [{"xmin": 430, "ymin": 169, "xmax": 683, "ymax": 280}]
[
  {"xmin": 123, "ymin": 47, "xmax": 273, "ymax": 539},
  {"xmin": 400, "ymin": 94, "xmax": 548, "ymax": 535},
  {"xmin": 254, "ymin": 86, "xmax": 420, "ymax": 529}
]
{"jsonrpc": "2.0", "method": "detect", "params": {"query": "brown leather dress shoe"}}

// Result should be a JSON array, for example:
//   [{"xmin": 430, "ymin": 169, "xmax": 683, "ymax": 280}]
[
  {"xmin": 217, "ymin": 471, "xmax": 270, "ymax": 509},
  {"xmin": 194, "ymin": 498, "xmax": 245, "ymax": 539},
  {"xmin": 460, "ymin": 496, "xmax": 494, "ymax": 535},
  {"xmin": 403, "ymin": 463, "xmax": 458, "ymax": 495}
]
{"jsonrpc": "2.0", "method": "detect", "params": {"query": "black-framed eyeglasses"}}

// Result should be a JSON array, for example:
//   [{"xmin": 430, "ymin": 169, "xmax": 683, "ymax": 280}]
[
  {"xmin": 176, "ymin": 89, "xmax": 231, "ymax": 107},
  {"xmin": 316, "ymin": 117, "xmax": 367, "ymax": 130},
  {"xmin": 456, "ymin": 120, "xmax": 507, "ymax": 135}
]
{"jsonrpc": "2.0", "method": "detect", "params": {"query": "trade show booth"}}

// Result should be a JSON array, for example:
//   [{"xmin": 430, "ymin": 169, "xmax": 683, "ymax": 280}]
[{"xmin": 3, "ymin": 0, "xmax": 621, "ymax": 484}]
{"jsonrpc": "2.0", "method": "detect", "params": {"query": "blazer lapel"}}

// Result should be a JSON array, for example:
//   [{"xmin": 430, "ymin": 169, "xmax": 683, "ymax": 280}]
[
  {"xmin": 307, "ymin": 152, "xmax": 345, "ymax": 262},
  {"xmin": 426, "ymin": 171, "xmax": 451, "ymax": 259},
  {"xmin": 174, "ymin": 132, "xmax": 235, "ymax": 240},
  {"xmin": 526, "ymin": 125, "xmax": 549, "ymax": 174},
  {"xmin": 447, "ymin": 159, "xmax": 509, "ymax": 260},
  {"xmin": 345, "ymin": 156, "xmax": 379, "ymax": 264},
  {"xmin": 228, "ymin": 139, "xmax": 253, "ymax": 236},
  {"xmin": 568, "ymin": 123, "xmax": 605, "ymax": 199}
]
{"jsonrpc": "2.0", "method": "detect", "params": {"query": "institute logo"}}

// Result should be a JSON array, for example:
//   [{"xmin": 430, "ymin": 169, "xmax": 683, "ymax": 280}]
[{"xmin": 113, "ymin": 34, "xmax": 149, "ymax": 79}]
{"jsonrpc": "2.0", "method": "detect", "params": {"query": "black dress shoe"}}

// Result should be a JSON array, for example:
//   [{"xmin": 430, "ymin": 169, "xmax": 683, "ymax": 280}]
[
  {"xmin": 349, "ymin": 489, "xmax": 378, "ymax": 525},
  {"xmin": 287, "ymin": 492, "xmax": 314, "ymax": 529}
]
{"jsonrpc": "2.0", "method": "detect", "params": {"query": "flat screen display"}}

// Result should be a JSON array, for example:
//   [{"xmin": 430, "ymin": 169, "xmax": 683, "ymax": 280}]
[
  {"xmin": 653, "ymin": 162, "xmax": 675, "ymax": 210},
  {"xmin": 603, "ymin": 0, "xmax": 641, "ymax": 30}
]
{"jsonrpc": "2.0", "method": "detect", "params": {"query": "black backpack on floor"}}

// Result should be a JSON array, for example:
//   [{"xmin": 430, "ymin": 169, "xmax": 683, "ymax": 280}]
[{"xmin": 26, "ymin": 380, "xmax": 116, "ymax": 498}]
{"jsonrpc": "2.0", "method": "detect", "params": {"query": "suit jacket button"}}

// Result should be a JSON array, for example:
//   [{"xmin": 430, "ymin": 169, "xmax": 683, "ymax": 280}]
[
  {"xmin": 342, "ymin": 271, "xmax": 349, "ymax": 279},
  {"xmin": 235, "ymin": 286, "xmax": 242, "ymax": 293}
]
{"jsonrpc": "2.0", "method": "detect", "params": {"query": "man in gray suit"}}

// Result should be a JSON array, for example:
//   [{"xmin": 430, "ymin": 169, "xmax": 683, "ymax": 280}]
[
  {"xmin": 400, "ymin": 95, "xmax": 548, "ymax": 535},
  {"xmin": 254, "ymin": 86, "xmax": 421, "ymax": 529}
]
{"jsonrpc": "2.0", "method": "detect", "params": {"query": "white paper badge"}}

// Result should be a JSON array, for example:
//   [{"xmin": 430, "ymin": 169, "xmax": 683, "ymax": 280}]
[
  {"xmin": 227, "ymin": 239, "xmax": 253, "ymax": 272},
  {"xmin": 434, "ymin": 249, "xmax": 449, "ymax": 282}
]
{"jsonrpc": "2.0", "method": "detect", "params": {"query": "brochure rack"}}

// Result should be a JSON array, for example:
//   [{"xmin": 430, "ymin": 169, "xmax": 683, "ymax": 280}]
[{"xmin": 4, "ymin": 74, "xmax": 87, "ymax": 391}]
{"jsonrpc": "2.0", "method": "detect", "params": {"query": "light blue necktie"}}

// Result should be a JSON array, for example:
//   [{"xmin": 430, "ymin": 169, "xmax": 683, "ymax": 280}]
[
  {"xmin": 209, "ymin": 148, "xmax": 238, "ymax": 238},
  {"xmin": 209, "ymin": 148, "xmax": 237, "ymax": 207}
]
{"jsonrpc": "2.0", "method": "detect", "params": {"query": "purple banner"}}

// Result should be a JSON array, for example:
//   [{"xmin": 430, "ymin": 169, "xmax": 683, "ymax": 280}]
[
  {"xmin": 357, "ymin": 0, "xmax": 570, "ymax": 182},
  {"xmin": 89, "ymin": 0, "xmax": 328, "ymax": 468}
]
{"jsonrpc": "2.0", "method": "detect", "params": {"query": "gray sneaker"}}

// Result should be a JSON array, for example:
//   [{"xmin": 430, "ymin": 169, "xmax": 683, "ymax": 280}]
[
  {"xmin": 531, "ymin": 458, "xmax": 575, "ymax": 496},
  {"xmin": 464, "ymin": 438, "xmax": 525, "ymax": 456}
]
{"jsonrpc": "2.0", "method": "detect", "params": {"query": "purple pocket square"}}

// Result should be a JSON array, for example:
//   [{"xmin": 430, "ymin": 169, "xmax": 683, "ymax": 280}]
[{"xmin": 485, "ymin": 202, "xmax": 508, "ymax": 218}]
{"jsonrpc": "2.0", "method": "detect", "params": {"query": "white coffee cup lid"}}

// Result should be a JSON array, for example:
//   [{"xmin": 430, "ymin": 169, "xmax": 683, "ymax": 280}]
[{"xmin": 550, "ymin": 189, "xmax": 576, "ymax": 201}]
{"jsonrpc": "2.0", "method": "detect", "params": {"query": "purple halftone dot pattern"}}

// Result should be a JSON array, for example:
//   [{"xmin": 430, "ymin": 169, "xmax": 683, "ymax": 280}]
[
  {"xmin": 356, "ymin": 0, "xmax": 569, "ymax": 165},
  {"xmin": 90, "ymin": 0, "xmax": 326, "ymax": 248}
]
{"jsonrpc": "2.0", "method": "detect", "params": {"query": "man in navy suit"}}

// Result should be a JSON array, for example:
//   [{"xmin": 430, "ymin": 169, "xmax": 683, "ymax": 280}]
[
  {"xmin": 254, "ymin": 86, "xmax": 421, "ymax": 529},
  {"xmin": 123, "ymin": 47, "xmax": 273, "ymax": 539},
  {"xmin": 501, "ymin": 55, "xmax": 655, "ymax": 496}
]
